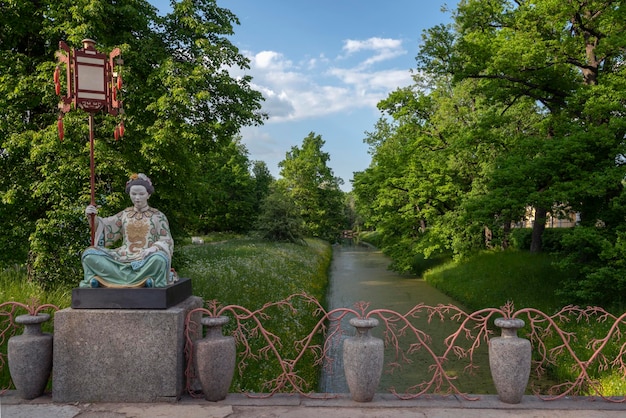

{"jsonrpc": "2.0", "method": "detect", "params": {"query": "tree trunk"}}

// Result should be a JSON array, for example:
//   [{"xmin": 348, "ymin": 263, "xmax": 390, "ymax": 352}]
[
  {"xmin": 571, "ymin": 10, "xmax": 599, "ymax": 86},
  {"xmin": 530, "ymin": 207, "xmax": 547, "ymax": 253},
  {"xmin": 414, "ymin": 205, "xmax": 427, "ymax": 232},
  {"xmin": 484, "ymin": 226, "xmax": 493, "ymax": 248},
  {"xmin": 502, "ymin": 222, "xmax": 511, "ymax": 250}
]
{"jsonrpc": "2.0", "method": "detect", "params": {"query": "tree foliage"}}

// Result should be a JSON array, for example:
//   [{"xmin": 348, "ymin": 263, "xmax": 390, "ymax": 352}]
[
  {"xmin": 254, "ymin": 186, "xmax": 305, "ymax": 244},
  {"xmin": 193, "ymin": 138, "xmax": 260, "ymax": 233},
  {"xmin": 0, "ymin": 0, "xmax": 265, "ymax": 287},
  {"xmin": 277, "ymin": 132, "xmax": 348, "ymax": 242},
  {"xmin": 353, "ymin": 0, "xmax": 626, "ymax": 306},
  {"xmin": 251, "ymin": 160, "xmax": 274, "ymax": 213}
]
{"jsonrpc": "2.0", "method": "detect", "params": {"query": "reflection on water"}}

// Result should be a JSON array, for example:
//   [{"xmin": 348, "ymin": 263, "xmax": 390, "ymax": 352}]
[{"xmin": 320, "ymin": 244, "xmax": 495, "ymax": 395}]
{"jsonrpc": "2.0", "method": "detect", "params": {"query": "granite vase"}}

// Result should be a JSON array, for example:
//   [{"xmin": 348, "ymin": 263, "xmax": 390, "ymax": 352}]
[
  {"xmin": 489, "ymin": 318, "xmax": 531, "ymax": 404},
  {"xmin": 194, "ymin": 316, "xmax": 235, "ymax": 401},
  {"xmin": 8, "ymin": 313, "xmax": 53, "ymax": 399},
  {"xmin": 343, "ymin": 317, "xmax": 383, "ymax": 402}
]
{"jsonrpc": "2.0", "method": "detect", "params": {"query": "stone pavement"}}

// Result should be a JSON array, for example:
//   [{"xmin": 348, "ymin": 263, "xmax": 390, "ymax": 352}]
[{"xmin": 3, "ymin": 392, "xmax": 626, "ymax": 418}]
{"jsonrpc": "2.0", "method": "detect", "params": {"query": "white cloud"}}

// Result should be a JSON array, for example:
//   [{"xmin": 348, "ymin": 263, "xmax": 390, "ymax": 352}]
[
  {"xmin": 237, "ymin": 37, "xmax": 412, "ymax": 123},
  {"xmin": 343, "ymin": 37, "xmax": 403, "ymax": 53},
  {"xmin": 329, "ymin": 67, "xmax": 413, "ymax": 92},
  {"xmin": 252, "ymin": 84, "xmax": 295, "ymax": 119},
  {"xmin": 341, "ymin": 37, "xmax": 406, "ymax": 68},
  {"xmin": 239, "ymin": 126, "xmax": 280, "ymax": 156},
  {"xmin": 252, "ymin": 50, "xmax": 292, "ymax": 70}
]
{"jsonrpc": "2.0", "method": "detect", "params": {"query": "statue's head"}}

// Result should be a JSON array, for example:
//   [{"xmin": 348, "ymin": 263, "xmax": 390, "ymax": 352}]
[{"xmin": 125, "ymin": 173, "xmax": 154, "ymax": 195}]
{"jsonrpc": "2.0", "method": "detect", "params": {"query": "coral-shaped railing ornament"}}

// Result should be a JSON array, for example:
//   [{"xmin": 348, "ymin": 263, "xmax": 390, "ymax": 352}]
[{"xmin": 184, "ymin": 294, "xmax": 626, "ymax": 402}]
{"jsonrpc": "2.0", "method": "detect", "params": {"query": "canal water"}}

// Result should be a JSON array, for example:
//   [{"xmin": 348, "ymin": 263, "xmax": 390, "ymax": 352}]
[{"xmin": 320, "ymin": 244, "xmax": 495, "ymax": 395}]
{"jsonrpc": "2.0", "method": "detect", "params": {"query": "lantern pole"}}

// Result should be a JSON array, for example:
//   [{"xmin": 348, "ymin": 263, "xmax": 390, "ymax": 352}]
[{"xmin": 89, "ymin": 113, "xmax": 97, "ymax": 245}]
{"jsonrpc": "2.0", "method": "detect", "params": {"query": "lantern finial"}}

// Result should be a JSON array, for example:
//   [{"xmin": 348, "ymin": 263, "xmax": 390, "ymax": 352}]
[{"xmin": 82, "ymin": 39, "xmax": 96, "ymax": 50}]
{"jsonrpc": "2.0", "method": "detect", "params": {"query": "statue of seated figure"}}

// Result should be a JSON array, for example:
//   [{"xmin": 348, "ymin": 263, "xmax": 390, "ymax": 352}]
[{"xmin": 80, "ymin": 173, "xmax": 175, "ymax": 288}]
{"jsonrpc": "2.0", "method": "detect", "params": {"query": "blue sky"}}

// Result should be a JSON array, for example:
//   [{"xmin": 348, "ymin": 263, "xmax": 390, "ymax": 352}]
[{"xmin": 149, "ymin": 1, "xmax": 453, "ymax": 190}]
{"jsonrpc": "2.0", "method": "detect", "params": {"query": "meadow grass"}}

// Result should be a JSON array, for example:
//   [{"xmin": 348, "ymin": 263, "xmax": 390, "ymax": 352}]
[
  {"xmin": 178, "ymin": 236, "xmax": 331, "ymax": 393},
  {"xmin": 1, "ymin": 237, "xmax": 331, "ymax": 393},
  {"xmin": 0, "ymin": 265, "xmax": 72, "ymax": 309},
  {"xmin": 180, "ymin": 237, "xmax": 329, "ymax": 307},
  {"xmin": 3, "ymin": 239, "xmax": 624, "ymax": 396},
  {"xmin": 423, "ymin": 250, "xmax": 626, "ymax": 396},
  {"xmin": 424, "ymin": 250, "xmax": 565, "ymax": 313}
]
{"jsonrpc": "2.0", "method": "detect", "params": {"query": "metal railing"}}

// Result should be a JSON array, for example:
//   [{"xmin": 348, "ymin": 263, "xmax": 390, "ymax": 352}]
[
  {"xmin": 2, "ymin": 296, "xmax": 626, "ymax": 402},
  {"xmin": 183, "ymin": 294, "xmax": 626, "ymax": 402}
]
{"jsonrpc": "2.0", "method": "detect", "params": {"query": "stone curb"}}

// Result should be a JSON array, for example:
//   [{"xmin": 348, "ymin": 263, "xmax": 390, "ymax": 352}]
[{"xmin": 2, "ymin": 392, "xmax": 626, "ymax": 418}]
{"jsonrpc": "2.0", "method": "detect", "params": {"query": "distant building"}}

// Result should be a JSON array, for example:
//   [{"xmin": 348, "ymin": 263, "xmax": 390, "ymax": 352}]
[{"xmin": 516, "ymin": 206, "xmax": 579, "ymax": 228}]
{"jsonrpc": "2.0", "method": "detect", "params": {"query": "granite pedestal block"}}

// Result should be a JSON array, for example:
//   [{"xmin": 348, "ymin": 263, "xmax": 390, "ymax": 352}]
[{"xmin": 53, "ymin": 296, "xmax": 202, "ymax": 403}]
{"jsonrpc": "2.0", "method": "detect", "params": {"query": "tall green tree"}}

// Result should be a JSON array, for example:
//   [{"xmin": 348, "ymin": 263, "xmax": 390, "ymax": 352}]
[
  {"xmin": 353, "ymin": 78, "xmax": 520, "ymax": 268},
  {"xmin": 418, "ymin": 0, "xmax": 626, "ymax": 252},
  {"xmin": 194, "ymin": 138, "xmax": 257, "ymax": 233},
  {"xmin": 0, "ymin": 0, "xmax": 265, "ymax": 286},
  {"xmin": 278, "ymin": 132, "xmax": 347, "ymax": 242},
  {"xmin": 254, "ymin": 185, "xmax": 305, "ymax": 244},
  {"xmin": 434, "ymin": 0, "xmax": 626, "ymax": 306},
  {"xmin": 251, "ymin": 160, "xmax": 274, "ymax": 213}
]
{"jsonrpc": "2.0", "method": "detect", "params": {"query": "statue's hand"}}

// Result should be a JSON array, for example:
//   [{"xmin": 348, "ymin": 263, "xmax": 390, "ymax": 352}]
[{"xmin": 85, "ymin": 205, "xmax": 98, "ymax": 216}]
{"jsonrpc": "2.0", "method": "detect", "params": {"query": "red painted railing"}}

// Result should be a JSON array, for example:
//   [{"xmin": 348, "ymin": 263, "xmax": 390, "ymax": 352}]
[
  {"xmin": 2, "ymin": 296, "xmax": 625, "ymax": 402},
  {"xmin": 183, "ymin": 294, "xmax": 626, "ymax": 402}
]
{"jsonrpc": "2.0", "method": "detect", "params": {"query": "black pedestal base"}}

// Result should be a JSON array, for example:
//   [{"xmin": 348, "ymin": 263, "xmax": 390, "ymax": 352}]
[{"xmin": 71, "ymin": 277, "xmax": 193, "ymax": 309}]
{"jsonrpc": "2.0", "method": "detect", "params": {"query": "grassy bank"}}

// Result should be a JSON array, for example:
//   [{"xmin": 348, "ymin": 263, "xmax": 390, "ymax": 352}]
[
  {"xmin": 422, "ymin": 250, "xmax": 626, "ymax": 396},
  {"xmin": 180, "ymin": 236, "xmax": 329, "ymax": 308},
  {"xmin": 176, "ymin": 236, "xmax": 332, "ymax": 393},
  {"xmin": 424, "ymin": 250, "xmax": 566, "ymax": 313}
]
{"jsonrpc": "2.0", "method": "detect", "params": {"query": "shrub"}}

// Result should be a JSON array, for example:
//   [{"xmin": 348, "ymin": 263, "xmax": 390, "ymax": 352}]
[
  {"xmin": 254, "ymin": 188, "xmax": 305, "ymax": 244},
  {"xmin": 29, "ymin": 207, "xmax": 89, "ymax": 289},
  {"xmin": 554, "ymin": 226, "xmax": 626, "ymax": 309},
  {"xmin": 509, "ymin": 227, "xmax": 569, "ymax": 253},
  {"xmin": 358, "ymin": 230, "xmax": 381, "ymax": 247}
]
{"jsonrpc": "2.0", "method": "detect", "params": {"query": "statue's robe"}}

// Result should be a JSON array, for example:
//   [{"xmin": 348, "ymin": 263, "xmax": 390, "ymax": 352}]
[{"xmin": 80, "ymin": 206, "xmax": 173, "ymax": 288}]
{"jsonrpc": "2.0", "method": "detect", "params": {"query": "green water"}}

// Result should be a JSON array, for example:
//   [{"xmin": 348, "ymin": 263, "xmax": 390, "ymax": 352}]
[{"xmin": 321, "ymin": 245, "xmax": 496, "ymax": 396}]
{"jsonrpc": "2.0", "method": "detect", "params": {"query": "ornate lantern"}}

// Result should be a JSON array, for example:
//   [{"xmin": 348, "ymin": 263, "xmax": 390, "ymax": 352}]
[{"xmin": 55, "ymin": 39, "xmax": 124, "ymax": 139}]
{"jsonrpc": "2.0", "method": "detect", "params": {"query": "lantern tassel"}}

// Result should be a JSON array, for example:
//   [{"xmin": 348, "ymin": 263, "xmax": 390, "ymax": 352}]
[{"xmin": 57, "ymin": 115, "xmax": 64, "ymax": 141}]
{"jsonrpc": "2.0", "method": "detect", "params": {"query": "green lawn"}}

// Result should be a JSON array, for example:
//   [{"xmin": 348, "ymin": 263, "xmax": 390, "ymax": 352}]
[{"xmin": 424, "ymin": 250, "xmax": 565, "ymax": 313}]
